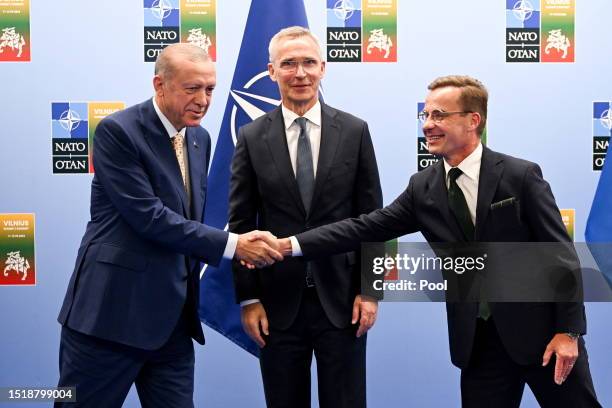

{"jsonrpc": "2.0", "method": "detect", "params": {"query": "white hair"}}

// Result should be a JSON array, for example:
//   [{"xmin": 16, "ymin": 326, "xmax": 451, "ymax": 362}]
[
  {"xmin": 155, "ymin": 43, "xmax": 211, "ymax": 78},
  {"xmin": 268, "ymin": 26, "xmax": 322, "ymax": 62}
]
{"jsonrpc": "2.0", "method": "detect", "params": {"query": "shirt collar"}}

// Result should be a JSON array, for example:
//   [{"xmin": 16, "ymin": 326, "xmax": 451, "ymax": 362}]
[
  {"xmin": 281, "ymin": 100, "xmax": 322, "ymax": 130},
  {"xmin": 443, "ymin": 142, "xmax": 483, "ymax": 182},
  {"xmin": 152, "ymin": 97, "xmax": 186, "ymax": 138}
]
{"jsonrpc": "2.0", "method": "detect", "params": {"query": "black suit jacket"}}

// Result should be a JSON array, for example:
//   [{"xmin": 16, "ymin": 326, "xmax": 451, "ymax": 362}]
[
  {"xmin": 296, "ymin": 146, "xmax": 586, "ymax": 368},
  {"xmin": 229, "ymin": 103, "xmax": 382, "ymax": 330},
  {"xmin": 58, "ymin": 99, "xmax": 228, "ymax": 350}
]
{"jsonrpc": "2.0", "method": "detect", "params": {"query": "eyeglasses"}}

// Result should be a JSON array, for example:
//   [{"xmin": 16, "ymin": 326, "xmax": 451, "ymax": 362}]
[
  {"xmin": 276, "ymin": 58, "xmax": 321, "ymax": 73},
  {"xmin": 417, "ymin": 110, "xmax": 472, "ymax": 123}
]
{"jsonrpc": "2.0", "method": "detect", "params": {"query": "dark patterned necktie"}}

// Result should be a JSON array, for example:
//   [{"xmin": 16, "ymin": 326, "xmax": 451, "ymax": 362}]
[
  {"xmin": 295, "ymin": 117, "xmax": 314, "ymax": 213},
  {"xmin": 295, "ymin": 117, "xmax": 315, "ymax": 287}
]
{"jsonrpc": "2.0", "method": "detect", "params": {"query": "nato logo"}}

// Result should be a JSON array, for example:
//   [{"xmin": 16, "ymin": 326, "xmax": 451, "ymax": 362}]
[
  {"xmin": 228, "ymin": 70, "xmax": 281, "ymax": 144},
  {"xmin": 327, "ymin": 0, "xmax": 362, "ymax": 62},
  {"xmin": 416, "ymin": 102, "xmax": 439, "ymax": 171},
  {"xmin": 593, "ymin": 102, "xmax": 611, "ymax": 171},
  {"xmin": 506, "ymin": 0, "xmax": 540, "ymax": 62},
  {"xmin": 51, "ymin": 102, "xmax": 90, "ymax": 174},
  {"xmin": 144, "ymin": 0, "xmax": 180, "ymax": 62}
]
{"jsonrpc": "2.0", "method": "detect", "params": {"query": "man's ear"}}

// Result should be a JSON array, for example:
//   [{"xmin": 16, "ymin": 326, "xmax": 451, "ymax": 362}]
[
  {"xmin": 153, "ymin": 75, "xmax": 163, "ymax": 96},
  {"xmin": 268, "ymin": 63, "xmax": 277, "ymax": 83},
  {"xmin": 470, "ymin": 112, "xmax": 481, "ymax": 132}
]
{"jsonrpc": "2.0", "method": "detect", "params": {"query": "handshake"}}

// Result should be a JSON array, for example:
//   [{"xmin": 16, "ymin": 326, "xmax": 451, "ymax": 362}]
[{"xmin": 234, "ymin": 230, "xmax": 293, "ymax": 269}]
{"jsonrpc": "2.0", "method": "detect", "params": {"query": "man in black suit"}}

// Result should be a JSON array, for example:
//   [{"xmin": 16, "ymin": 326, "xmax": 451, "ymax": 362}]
[
  {"xmin": 277, "ymin": 76, "xmax": 600, "ymax": 407},
  {"xmin": 229, "ymin": 26, "xmax": 382, "ymax": 408},
  {"xmin": 56, "ymin": 44, "xmax": 281, "ymax": 408}
]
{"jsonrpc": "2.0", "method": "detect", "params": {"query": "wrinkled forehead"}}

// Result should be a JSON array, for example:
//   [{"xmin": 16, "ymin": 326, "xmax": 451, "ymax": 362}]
[
  {"xmin": 169, "ymin": 52, "xmax": 213, "ymax": 68},
  {"xmin": 273, "ymin": 36, "xmax": 322, "ymax": 61},
  {"xmin": 172, "ymin": 58, "xmax": 215, "ymax": 78}
]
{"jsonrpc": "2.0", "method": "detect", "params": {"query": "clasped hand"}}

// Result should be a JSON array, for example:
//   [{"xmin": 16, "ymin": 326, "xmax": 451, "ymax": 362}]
[{"xmin": 235, "ymin": 230, "xmax": 290, "ymax": 268}]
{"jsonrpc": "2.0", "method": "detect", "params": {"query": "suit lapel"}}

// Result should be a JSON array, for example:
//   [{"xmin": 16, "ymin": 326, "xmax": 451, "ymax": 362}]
[
  {"xmin": 263, "ymin": 107, "xmax": 307, "ymax": 217},
  {"xmin": 310, "ymin": 103, "xmax": 341, "ymax": 217},
  {"xmin": 139, "ymin": 100, "xmax": 189, "ymax": 216},
  {"xmin": 186, "ymin": 128, "xmax": 203, "ymax": 221},
  {"xmin": 474, "ymin": 147, "xmax": 504, "ymax": 240},
  {"xmin": 428, "ymin": 160, "xmax": 467, "ymax": 241}
]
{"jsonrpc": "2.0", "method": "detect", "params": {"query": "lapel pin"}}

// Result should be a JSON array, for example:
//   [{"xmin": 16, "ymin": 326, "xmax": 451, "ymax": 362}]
[{"xmin": 193, "ymin": 140, "xmax": 199, "ymax": 149}]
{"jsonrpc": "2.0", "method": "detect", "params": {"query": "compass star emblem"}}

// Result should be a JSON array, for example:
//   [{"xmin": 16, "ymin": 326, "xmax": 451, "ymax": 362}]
[
  {"xmin": 512, "ymin": 0, "xmax": 534, "ymax": 22},
  {"xmin": 58, "ymin": 109, "xmax": 81, "ymax": 132},
  {"xmin": 150, "ymin": 0, "xmax": 173, "ymax": 21},
  {"xmin": 228, "ymin": 71, "xmax": 280, "ymax": 145},
  {"xmin": 600, "ymin": 109, "xmax": 612, "ymax": 131},
  {"xmin": 333, "ymin": 0, "xmax": 355, "ymax": 21}
]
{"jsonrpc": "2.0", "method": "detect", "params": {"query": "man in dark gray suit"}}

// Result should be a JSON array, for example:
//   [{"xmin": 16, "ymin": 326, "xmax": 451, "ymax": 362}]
[{"xmin": 229, "ymin": 26, "xmax": 382, "ymax": 408}]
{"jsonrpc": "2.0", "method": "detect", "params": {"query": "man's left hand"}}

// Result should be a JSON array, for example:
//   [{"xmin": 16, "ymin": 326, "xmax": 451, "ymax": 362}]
[
  {"xmin": 352, "ymin": 295, "xmax": 378, "ymax": 338},
  {"xmin": 542, "ymin": 333, "xmax": 579, "ymax": 385}
]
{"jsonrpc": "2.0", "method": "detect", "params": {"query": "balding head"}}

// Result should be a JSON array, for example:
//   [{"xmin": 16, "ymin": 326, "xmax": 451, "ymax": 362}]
[{"xmin": 155, "ymin": 43, "xmax": 211, "ymax": 79}]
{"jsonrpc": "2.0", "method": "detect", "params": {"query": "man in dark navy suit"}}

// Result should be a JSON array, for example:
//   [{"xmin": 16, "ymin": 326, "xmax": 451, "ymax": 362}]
[
  {"xmin": 56, "ymin": 43, "xmax": 282, "ymax": 408},
  {"xmin": 276, "ymin": 76, "xmax": 600, "ymax": 407}
]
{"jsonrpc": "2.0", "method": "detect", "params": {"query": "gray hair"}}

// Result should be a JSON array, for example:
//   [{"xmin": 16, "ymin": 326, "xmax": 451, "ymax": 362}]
[
  {"xmin": 268, "ymin": 26, "xmax": 322, "ymax": 62},
  {"xmin": 154, "ymin": 43, "xmax": 211, "ymax": 78}
]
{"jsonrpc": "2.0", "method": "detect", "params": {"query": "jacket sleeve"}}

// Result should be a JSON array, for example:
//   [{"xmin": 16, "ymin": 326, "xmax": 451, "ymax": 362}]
[{"xmin": 297, "ymin": 175, "xmax": 420, "ymax": 261}]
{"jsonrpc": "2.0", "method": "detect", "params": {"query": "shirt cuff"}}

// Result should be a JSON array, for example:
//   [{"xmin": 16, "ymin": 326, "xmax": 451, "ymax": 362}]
[
  {"xmin": 223, "ymin": 232, "xmax": 239, "ymax": 260},
  {"xmin": 290, "ymin": 236, "xmax": 302, "ymax": 257},
  {"xmin": 240, "ymin": 299, "xmax": 260, "ymax": 307}
]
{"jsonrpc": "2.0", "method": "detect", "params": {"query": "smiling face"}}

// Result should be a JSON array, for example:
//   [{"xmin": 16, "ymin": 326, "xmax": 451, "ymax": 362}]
[
  {"xmin": 153, "ymin": 57, "xmax": 216, "ymax": 130},
  {"xmin": 422, "ymin": 86, "xmax": 481, "ymax": 167},
  {"xmin": 268, "ymin": 35, "xmax": 325, "ymax": 116}
]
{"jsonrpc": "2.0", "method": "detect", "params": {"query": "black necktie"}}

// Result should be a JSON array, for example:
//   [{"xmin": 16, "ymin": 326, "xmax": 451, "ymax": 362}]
[
  {"xmin": 447, "ymin": 168, "xmax": 474, "ymax": 241},
  {"xmin": 448, "ymin": 168, "xmax": 490, "ymax": 319},
  {"xmin": 295, "ymin": 117, "xmax": 314, "ymax": 214}
]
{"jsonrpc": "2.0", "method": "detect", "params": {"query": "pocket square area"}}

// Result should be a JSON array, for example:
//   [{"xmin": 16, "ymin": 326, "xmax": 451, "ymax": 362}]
[{"xmin": 491, "ymin": 197, "xmax": 517, "ymax": 210}]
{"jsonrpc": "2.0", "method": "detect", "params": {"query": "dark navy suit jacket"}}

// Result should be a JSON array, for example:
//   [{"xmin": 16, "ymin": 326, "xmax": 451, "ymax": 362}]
[{"xmin": 58, "ymin": 99, "xmax": 228, "ymax": 350}]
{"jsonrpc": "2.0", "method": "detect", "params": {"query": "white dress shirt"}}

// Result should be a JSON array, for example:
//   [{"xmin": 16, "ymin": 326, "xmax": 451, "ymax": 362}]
[
  {"xmin": 152, "ymin": 97, "xmax": 237, "ymax": 260},
  {"xmin": 281, "ymin": 101, "xmax": 322, "ymax": 177}
]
